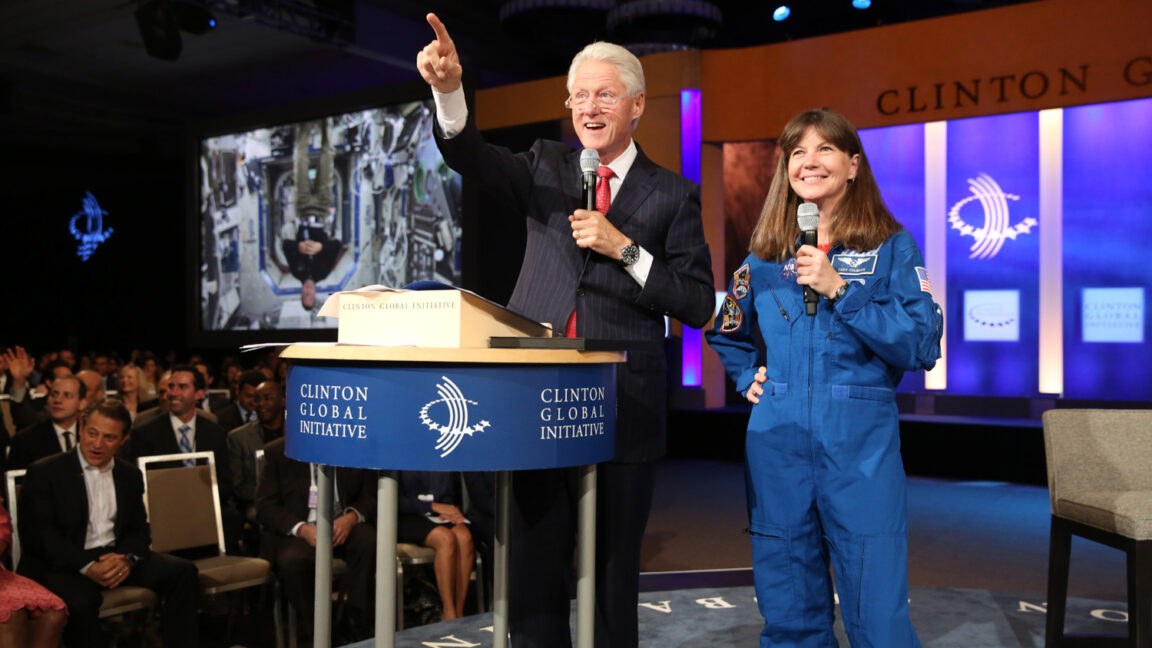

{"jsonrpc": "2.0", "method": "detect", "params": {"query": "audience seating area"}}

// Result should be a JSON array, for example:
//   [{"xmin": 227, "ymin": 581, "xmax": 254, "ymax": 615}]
[{"xmin": 0, "ymin": 346, "xmax": 492, "ymax": 646}]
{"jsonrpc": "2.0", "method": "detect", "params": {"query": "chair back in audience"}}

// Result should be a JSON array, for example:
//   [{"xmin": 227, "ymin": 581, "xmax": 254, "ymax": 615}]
[
  {"xmin": 138, "ymin": 451, "xmax": 226, "ymax": 554},
  {"xmin": 5, "ymin": 469, "xmax": 25, "ymax": 567},
  {"xmin": 138, "ymin": 451, "xmax": 271, "ymax": 596}
]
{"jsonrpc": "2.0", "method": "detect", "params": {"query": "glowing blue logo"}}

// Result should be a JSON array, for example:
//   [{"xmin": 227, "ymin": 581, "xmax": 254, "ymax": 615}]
[
  {"xmin": 69, "ymin": 192, "xmax": 113, "ymax": 261},
  {"xmin": 948, "ymin": 173, "xmax": 1036, "ymax": 259}
]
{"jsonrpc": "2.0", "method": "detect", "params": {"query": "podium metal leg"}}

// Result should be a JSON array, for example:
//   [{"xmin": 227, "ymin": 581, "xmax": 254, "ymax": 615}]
[
  {"xmin": 576, "ymin": 464, "xmax": 596, "ymax": 648},
  {"xmin": 314, "ymin": 464, "xmax": 334, "ymax": 648},
  {"xmin": 493, "ymin": 470, "xmax": 511, "ymax": 648},
  {"xmin": 376, "ymin": 473, "xmax": 398, "ymax": 648},
  {"xmin": 494, "ymin": 467, "xmax": 597, "ymax": 648}
]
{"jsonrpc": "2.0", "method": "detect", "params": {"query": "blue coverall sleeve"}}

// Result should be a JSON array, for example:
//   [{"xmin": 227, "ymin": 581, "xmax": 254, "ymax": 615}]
[
  {"xmin": 704, "ymin": 261, "xmax": 764, "ymax": 397},
  {"xmin": 833, "ymin": 231, "xmax": 943, "ymax": 372}
]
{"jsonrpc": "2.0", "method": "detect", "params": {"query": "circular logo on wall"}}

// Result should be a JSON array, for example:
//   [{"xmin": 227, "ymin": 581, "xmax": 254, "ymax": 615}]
[{"xmin": 948, "ymin": 173, "xmax": 1036, "ymax": 260}]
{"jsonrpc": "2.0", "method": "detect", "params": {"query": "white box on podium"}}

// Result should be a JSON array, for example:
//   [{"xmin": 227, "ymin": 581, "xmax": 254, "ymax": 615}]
[{"xmin": 318, "ymin": 285, "xmax": 552, "ymax": 347}]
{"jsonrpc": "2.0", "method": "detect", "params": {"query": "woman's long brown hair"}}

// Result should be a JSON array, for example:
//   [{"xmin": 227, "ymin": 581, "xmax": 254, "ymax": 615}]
[{"xmin": 749, "ymin": 108, "xmax": 901, "ymax": 262}]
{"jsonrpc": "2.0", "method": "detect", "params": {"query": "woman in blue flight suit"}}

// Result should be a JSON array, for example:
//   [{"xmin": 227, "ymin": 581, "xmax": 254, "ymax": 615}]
[{"xmin": 706, "ymin": 108, "xmax": 942, "ymax": 648}]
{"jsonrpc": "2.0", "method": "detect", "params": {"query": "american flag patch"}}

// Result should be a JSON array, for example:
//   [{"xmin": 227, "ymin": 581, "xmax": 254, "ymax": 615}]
[{"xmin": 915, "ymin": 267, "xmax": 933, "ymax": 295}]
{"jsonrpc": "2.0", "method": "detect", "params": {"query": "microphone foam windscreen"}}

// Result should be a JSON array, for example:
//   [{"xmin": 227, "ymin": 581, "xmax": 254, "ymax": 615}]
[
  {"xmin": 580, "ymin": 148, "xmax": 600, "ymax": 175},
  {"xmin": 797, "ymin": 202, "xmax": 820, "ymax": 232}
]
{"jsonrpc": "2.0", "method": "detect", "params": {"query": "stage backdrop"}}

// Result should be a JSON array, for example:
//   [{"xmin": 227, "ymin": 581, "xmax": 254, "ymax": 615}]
[{"xmin": 719, "ymin": 97, "xmax": 1152, "ymax": 401}]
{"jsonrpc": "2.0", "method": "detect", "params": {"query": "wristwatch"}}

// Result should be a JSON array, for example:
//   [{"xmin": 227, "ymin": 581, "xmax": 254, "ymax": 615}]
[
  {"xmin": 620, "ymin": 242, "xmax": 640, "ymax": 267},
  {"xmin": 829, "ymin": 282, "xmax": 849, "ymax": 305}
]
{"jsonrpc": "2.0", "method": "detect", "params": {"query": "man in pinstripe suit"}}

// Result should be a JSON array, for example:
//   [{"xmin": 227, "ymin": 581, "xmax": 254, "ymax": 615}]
[{"xmin": 419, "ymin": 13, "xmax": 715, "ymax": 648}]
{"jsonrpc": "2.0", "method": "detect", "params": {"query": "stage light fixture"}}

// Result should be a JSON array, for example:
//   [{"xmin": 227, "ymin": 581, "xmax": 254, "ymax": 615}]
[
  {"xmin": 773, "ymin": 5, "xmax": 791, "ymax": 21},
  {"xmin": 852, "ymin": 0, "xmax": 872, "ymax": 9},
  {"xmin": 175, "ymin": 4, "xmax": 217, "ymax": 35},
  {"xmin": 135, "ymin": 0, "xmax": 182, "ymax": 61}
]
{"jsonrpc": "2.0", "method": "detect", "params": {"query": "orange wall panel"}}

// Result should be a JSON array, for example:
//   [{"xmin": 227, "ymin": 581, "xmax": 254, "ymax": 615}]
[{"xmin": 700, "ymin": 0, "xmax": 1152, "ymax": 139}]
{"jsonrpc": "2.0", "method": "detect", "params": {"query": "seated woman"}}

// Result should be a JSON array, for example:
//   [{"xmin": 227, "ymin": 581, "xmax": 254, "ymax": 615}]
[
  {"xmin": 117, "ymin": 365, "xmax": 154, "ymax": 420},
  {"xmin": 397, "ymin": 471, "xmax": 473, "ymax": 620},
  {"xmin": 0, "ymin": 500, "xmax": 67, "ymax": 647}
]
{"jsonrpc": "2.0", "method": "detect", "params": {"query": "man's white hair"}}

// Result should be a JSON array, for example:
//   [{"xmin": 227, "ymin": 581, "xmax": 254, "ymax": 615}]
[{"xmin": 566, "ymin": 42, "xmax": 646, "ymax": 97}]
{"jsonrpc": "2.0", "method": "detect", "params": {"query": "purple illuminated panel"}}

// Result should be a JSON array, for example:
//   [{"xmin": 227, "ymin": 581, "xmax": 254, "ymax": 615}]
[
  {"xmin": 681, "ymin": 89, "xmax": 703, "ymax": 386},
  {"xmin": 1062, "ymin": 98, "xmax": 1152, "ymax": 399},
  {"xmin": 680, "ymin": 89, "xmax": 701, "ymax": 183}
]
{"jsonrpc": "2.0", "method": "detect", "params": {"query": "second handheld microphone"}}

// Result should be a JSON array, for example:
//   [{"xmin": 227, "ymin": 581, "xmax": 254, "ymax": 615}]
[{"xmin": 797, "ymin": 202, "xmax": 820, "ymax": 316}]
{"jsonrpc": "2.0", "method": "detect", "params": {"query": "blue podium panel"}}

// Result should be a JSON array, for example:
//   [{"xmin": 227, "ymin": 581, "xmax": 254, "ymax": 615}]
[{"xmin": 286, "ymin": 361, "xmax": 617, "ymax": 471}]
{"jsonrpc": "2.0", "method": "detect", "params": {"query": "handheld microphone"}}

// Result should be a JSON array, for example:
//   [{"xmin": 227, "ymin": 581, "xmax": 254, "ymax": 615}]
[
  {"xmin": 797, "ymin": 202, "xmax": 820, "ymax": 316},
  {"xmin": 580, "ymin": 148, "xmax": 599, "ymax": 211}
]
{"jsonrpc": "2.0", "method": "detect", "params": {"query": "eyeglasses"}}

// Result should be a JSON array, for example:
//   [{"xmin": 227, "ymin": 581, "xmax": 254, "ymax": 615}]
[{"xmin": 564, "ymin": 91, "xmax": 627, "ymax": 110}]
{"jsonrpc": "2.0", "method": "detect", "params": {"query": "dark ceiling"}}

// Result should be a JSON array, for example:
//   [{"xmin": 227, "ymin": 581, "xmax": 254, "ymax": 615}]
[{"xmin": 0, "ymin": 0, "xmax": 1037, "ymax": 155}]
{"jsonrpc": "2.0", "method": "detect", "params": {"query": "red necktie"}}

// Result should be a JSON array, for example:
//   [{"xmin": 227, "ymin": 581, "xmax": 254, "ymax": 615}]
[
  {"xmin": 596, "ymin": 165, "xmax": 614, "ymax": 214},
  {"xmin": 566, "ymin": 166, "xmax": 615, "ymax": 337}
]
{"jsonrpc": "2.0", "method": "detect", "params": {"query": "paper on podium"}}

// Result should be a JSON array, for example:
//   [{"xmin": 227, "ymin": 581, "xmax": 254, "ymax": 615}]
[{"xmin": 318, "ymin": 284, "xmax": 553, "ymax": 347}]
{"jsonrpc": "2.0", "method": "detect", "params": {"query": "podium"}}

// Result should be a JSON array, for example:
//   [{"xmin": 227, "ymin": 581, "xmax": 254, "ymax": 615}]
[{"xmin": 282, "ymin": 344, "xmax": 624, "ymax": 648}]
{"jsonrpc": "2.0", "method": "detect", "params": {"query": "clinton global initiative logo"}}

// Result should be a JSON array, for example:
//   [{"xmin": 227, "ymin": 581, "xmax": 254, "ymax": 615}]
[
  {"xmin": 948, "ymin": 173, "xmax": 1036, "ymax": 260},
  {"xmin": 418, "ymin": 376, "xmax": 490, "ymax": 458},
  {"xmin": 70, "ymin": 191, "xmax": 113, "ymax": 261}
]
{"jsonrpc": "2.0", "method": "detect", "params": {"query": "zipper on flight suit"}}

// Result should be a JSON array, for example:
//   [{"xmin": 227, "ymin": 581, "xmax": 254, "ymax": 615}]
[
  {"xmin": 807, "ymin": 307, "xmax": 815, "ymax": 426},
  {"xmin": 766, "ymin": 284, "xmax": 789, "ymax": 322}
]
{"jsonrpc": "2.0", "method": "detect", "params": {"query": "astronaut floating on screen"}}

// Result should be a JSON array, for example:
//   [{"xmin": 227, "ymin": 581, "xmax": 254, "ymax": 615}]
[
  {"xmin": 197, "ymin": 101, "xmax": 462, "ymax": 332},
  {"xmin": 280, "ymin": 120, "xmax": 345, "ymax": 310}
]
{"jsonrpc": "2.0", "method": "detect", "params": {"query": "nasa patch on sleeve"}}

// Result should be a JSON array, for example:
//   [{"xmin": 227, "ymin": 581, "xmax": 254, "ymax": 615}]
[
  {"xmin": 719, "ymin": 295, "xmax": 744, "ymax": 333},
  {"xmin": 732, "ymin": 263, "xmax": 750, "ymax": 299}
]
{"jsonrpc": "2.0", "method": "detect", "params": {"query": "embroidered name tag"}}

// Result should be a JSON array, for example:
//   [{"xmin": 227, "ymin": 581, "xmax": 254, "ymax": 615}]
[{"xmin": 832, "ymin": 254, "xmax": 877, "ymax": 275}]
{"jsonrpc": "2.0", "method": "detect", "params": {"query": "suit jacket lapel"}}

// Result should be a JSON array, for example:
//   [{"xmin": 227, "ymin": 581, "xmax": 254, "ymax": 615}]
[
  {"xmin": 608, "ymin": 147, "xmax": 658, "ymax": 230},
  {"xmin": 39, "ymin": 420, "xmax": 62, "ymax": 456},
  {"xmin": 111, "ymin": 461, "xmax": 129, "ymax": 540},
  {"xmin": 64, "ymin": 451, "xmax": 89, "ymax": 540},
  {"xmin": 564, "ymin": 149, "xmax": 584, "ymax": 209},
  {"xmin": 160, "ymin": 417, "xmax": 185, "ymax": 454}
]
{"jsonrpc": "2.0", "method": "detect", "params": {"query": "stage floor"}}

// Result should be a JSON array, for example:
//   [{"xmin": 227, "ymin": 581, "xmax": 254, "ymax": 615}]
[
  {"xmin": 642, "ymin": 459, "xmax": 1127, "ymax": 601},
  {"xmin": 375, "ymin": 459, "xmax": 1132, "ymax": 647},
  {"xmin": 378, "ymin": 584, "xmax": 1131, "ymax": 647},
  {"xmin": 195, "ymin": 459, "xmax": 1132, "ymax": 647}
]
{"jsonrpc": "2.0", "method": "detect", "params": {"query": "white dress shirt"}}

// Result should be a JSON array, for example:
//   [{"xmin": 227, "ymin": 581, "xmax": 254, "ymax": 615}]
[
  {"xmin": 53, "ymin": 422, "xmax": 78, "ymax": 452},
  {"xmin": 170, "ymin": 412, "xmax": 196, "ymax": 450},
  {"xmin": 79, "ymin": 447, "xmax": 118, "ymax": 576}
]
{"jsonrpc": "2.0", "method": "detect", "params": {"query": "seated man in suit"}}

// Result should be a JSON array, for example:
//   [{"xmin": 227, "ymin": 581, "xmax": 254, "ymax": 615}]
[
  {"xmin": 134, "ymin": 371, "xmax": 218, "ymax": 430},
  {"xmin": 193, "ymin": 360, "xmax": 230, "ymax": 414},
  {"xmin": 256, "ymin": 436, "xmax": 376, "ymax": 641},
  {"xmin": 8, "ymin": 358, "xmax": 73, "ymax": 432},
  {"xmin": 17, "ymin": 397, "xmax": 200, "ymax": 648},
  {"xmin": 227, "ymin": 379, "xmax": 286, "ymax": 554},
  {"xmin": 215, "ymin": 369, "xmax": 265, "ymax": 433},
  {"xmin": 123, "ymin": 364, "xmax": 239, "ymax": 553},
  {"xmin": 76, "ymin": 369, "xmax": 106, "ymax": 406},
  {"xmin": 7, "ymin": 373, "xmax": 87, "ymax": 471}
]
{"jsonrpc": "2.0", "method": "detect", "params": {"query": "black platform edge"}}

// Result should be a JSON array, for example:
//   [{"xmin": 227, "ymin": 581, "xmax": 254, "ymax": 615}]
[
  {"xmin": 639, "ymin": 568, "xmax": 755, "ymax": 593},
  {"xmin": 665, "ymin": 396, "xmax": 1152, "ymax": 485}
]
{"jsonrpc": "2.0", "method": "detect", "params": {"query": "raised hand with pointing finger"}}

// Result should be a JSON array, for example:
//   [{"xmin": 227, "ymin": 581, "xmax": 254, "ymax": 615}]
[{"xmin": 416, "ymin": 13, "xmax": 462, "ymax": 93}]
